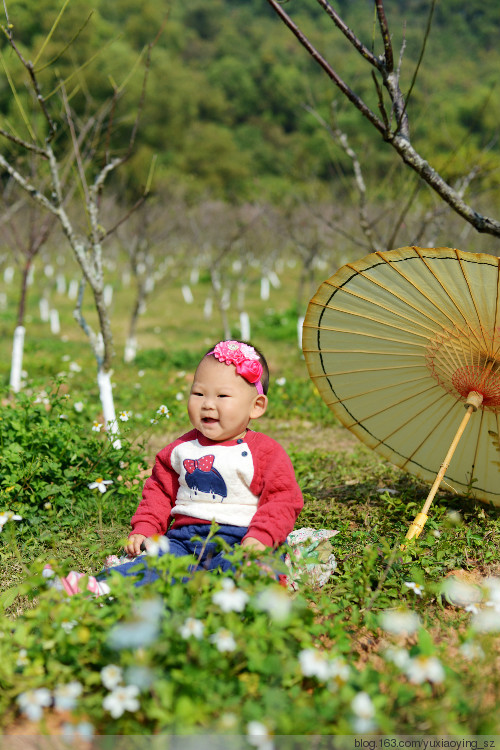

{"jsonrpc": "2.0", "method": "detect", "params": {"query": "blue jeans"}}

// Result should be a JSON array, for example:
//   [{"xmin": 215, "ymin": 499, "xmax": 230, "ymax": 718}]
[{"xmin": 100, "ymin": 524, "xmax": 248, "ymax": 587}]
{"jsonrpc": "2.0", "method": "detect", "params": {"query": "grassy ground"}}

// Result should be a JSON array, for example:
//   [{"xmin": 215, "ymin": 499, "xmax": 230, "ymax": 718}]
[{"xmin": 0, "ymin": 261, "xmax": 500, "ymax": 734}]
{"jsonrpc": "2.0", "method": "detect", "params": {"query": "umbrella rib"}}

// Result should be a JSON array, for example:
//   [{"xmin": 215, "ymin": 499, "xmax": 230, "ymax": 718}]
[
  {"xmin": 378, "ymin": 391, "xmax": 458, "ymax": 460},
  {"xmin": 454, "ymin": 249, "xmax": 489, "ymax": 351},
  {"xmin": 310, "ymin": 364, "xmax": 428, "ymax": 381},
  {"xmin": 318, "ymin": 373, "xmax": 436, "ymax": 406},
  {"xmin": 343, "ymin": 382, "xmax": 443, "ymax": 430},
  {"xmin": 306, "ymin": 348, "xmax": 423, "ymax": 357},
  {"xmin": 304, "ymin": 322, "xmax": 428, "ymax": 349},
  {"xmin": 492, "ymin": 263, "xmax": 500, "ymax": 360},
  {"xmin": 322, "ymin": 277, "xmax": 444, "ymax": 334},
  {"xmin": 375, "ymin": 248, "xmax": 485, "ymax": 349},
  {"xmin": 304, "ymin": 300, "xmax": 435, "ymax": 340}
]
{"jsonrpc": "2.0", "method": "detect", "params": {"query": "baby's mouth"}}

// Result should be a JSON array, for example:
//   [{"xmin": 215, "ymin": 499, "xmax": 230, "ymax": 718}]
[{"xmin": 202, "ymin": 417, "xmax": 218, "ymax": 424}]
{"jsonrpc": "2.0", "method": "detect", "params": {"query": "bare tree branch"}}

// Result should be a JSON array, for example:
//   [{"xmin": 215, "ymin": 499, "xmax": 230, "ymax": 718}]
[{"xmin": 266, "ymin": 0, "xmax": 500, "ymax": 238}]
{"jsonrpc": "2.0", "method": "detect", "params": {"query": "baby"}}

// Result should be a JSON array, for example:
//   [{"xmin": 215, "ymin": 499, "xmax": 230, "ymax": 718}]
[{"xmin": 46, "ymin": 341, "xmax": 303, "ymax": 593}]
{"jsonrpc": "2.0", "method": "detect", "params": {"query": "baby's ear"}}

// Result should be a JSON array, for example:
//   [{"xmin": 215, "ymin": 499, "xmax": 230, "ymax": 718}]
[{"xmin": 250, "ymin": 394, "xmax": 268, "ymax": 419}]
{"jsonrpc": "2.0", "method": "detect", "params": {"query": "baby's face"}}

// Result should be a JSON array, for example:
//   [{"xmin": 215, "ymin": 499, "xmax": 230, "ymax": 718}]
[{"xmin": 188, "ymin": 356, "xmax": 265, "ymax": 442}]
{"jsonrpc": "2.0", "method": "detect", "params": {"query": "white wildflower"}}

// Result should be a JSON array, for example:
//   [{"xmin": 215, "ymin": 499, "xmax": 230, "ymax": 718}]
[
  {"xmin": 62, "ymin": 722, "xmax": 94, "ymax": 740},
  {"xmin": 60, "ymin": 619, "xmax": 78, "ymax": 633},
  {"xmin": 446, "ymin": 509, "xmax": 462, "ymax": 525},
  {"xmin": 327, "ymin": 658, "xmax": 350, "ymax": 689},
  {"xmin": 379, "ymin": 609, "xmax": 421, "ymax": 635},
  {"xmin": 119, "ymin": 411, "xmax": 131, "ymax": 422},
  {"xmin": 175, "ymin": 392, "xmax": 184, "ymax": 401},
  {"xmin": 298, "ymin": 648, "xmax": 331, "ymax": 681},
  {"xmin": 405, "ymin": 656, "xmax": 445, "ymax": 684},
  {"xmin": 210, "ymin": 628, "xmax": 237, "ymax": 652},
  {"xmin": 465, "ymin": 604, "xmax": 479, "ymax": 615},
  {"xmin": 16, "ymin": 688, "xmax": 52, "ymax": 721},
  {"xmin": 144, "ymin": 535, "xmax": 170, "ymax": 557},
  {"xmin": 124, "ymin": 665, "xmax": 154, "ymax": 690},
  {"xmin": 101, "ymin": 664, "xmax": 123, "ymax": 690},
  {"xmin": 276, "ymin": 377, "xmax": 286, "ymax": 387},
  {"xmin": 247, "ymin": 720, "xmax": 274, "ymax": 750},
  {"xmin": 0, "ymin": 511, "xmax": 22, "ymax": 531},
  {"xmin": 103, "ymin": 685, "xmax": 140, "ymax": 719},
  {"xmin": 384, "ymin": 647, "xmax": 411, "ymax": 669},
  {"xmin": 73, "ymin": 401, "xmax": 84, "ymax": 413},
  {"xmin": 442, "ymin": 576, "xmax": 482, "ymax": 607},
  {"xmin": 69, "ymin": 361, "xmax": 82, "ymax": 372},
  {"xmin": 92, "ymin": 420, "xmax": 102, "ymax": 432},
  {"xmin": 156, "ymin": 404, "xmax": 170, "ymax": 417},
  {"xmin": 483, "ymin": 577, "xmax": 500, "ymax": 605},
  {"xmin": 460, "ymin": 641, "xmax": 485, "ymax": 661},
  {"xmin": 88, "ymin": 478, "xmax": 113, "ymax": 493},
  {"xmin": 404, "ymin": 581, "xmax": 424, "ymax": 596},
  {"xmin": 16, "ymin": 649, "xmax": 29, "ymax": 667},
  {"xmin": 471, "ymin": 609, "xmax": 500, "ymax": 633},
  {"xmin": 54, "ymin": 681, "xmax": 83, "ymax": 712},
  {"xmin": 212, "ymin": 578, "xmax": 249, "ymax": 613},
  {"xmin": 351, "ymin": 692, "xmax": 376, "ymax": 733},
  {"xmin": 179, "ymin": 617, "xmax": 205, "ymax": 640},
  {"xmin": 255, "ymin": 586, "xmax": 292, "ymax": 622}
]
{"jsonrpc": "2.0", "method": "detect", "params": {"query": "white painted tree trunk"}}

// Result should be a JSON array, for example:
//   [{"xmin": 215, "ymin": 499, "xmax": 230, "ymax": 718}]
[
  {"xmin": 182, "ymin": 285, "xmax": 194, "ymax": 304},
  {"xmin": 297, "ymin": 315, "xmax": 304, "ymax": 349},
  {"xmin": 103, "ymin": 284, "xmax": 114, "ymax": 306},
  {"xmin": 124, "ymin": 336, "xmax": 137, "ymax": 363},
  {"xmin": 97, "ymin": 369, "xmax": 121, "ymax": 448},
  {"xmin": 68, "ymin": 280, "xmax": 79, "ymax": 300},
  {"xmin": 239, "ymin": 311, "xmax": 251, "ymax": 341},
  {"xmin": 56, "ymin": 274, "xmax": 66, "ymax": 294},
  {"xmin": 39, "ymin": 298, "xmax": 50, "ymax": 322},
  {"xmin": 10, "ymin": 326, "xmax": 25, "ymax": 392},
  {"xmin": 50, "ymin": 309, "xmax": 60, "ymax": 334},
  {"xmin": 204, "ymin": 297, "xmax": 213, "ymax": 319},
  {"xmin": 260, "ymin": 277, "xmax": 270, "ymax": 301}
]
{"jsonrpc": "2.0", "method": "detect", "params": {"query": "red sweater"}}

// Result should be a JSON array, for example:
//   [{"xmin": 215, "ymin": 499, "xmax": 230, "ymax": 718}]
[{"xmin": 130, "ymin": 429, "xmax": 303, "ymax": 548}]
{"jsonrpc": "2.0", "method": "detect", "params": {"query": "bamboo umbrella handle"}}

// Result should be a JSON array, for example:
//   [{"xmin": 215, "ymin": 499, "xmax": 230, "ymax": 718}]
[{"xmin": 402, "ymin": 390, "xmax": 483, "ymax": 545}]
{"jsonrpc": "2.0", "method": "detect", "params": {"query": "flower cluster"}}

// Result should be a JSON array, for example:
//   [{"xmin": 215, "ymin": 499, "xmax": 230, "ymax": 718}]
[{"xmin": 212, "ymin": 340, "xmax": 263, "ymax": 387}]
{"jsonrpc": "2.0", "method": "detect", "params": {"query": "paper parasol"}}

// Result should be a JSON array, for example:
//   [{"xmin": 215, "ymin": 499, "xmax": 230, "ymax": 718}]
[{"xmin": 302, "ymin": 246, "xmax": 500, "ymax": 541}]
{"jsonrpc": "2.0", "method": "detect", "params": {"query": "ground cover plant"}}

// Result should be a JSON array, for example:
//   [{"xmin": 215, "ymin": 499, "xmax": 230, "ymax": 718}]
[{"xmin": 0, "ymin": 269, "xmax": 499, "ymax": 738}]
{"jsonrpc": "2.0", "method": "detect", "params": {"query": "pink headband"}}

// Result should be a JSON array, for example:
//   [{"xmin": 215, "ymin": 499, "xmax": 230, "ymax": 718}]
[{"xmin": 208, "ymin": 340, "xmax": 264, "ymax": 394}]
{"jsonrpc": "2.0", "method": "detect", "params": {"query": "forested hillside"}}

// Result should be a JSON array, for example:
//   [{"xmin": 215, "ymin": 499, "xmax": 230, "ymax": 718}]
[{"xmin": 1, "ymin": 0, "xmax": 499, "ymax": 205}]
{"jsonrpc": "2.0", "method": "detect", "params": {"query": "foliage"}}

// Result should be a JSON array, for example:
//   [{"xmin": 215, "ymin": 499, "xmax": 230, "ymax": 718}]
[
  {"xmin": 0, "ymin": 385, "xmax": 148, "ymax": 535},
  {"xmin": 0, "ymin": 384, "xmax": 499, "ymax": 735},
  {"xmin": 1, "ymin": 0, "xmax": 499, "ymax": 201}
]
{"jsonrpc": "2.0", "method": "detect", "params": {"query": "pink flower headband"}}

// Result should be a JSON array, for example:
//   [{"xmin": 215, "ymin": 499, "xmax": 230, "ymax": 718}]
[{"xmin": 208, "ymin": 341, "xmax": 264, "ymax": 394}]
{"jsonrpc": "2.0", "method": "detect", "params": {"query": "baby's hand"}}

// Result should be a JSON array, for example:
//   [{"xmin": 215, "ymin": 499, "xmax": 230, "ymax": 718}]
[
  {"xmin": 241, "ymin": 536, "xmax": 267, "ymax": 552},
  {"xmin": 125, "ymin": 533, "xmax": 147, "ymax": 557}
]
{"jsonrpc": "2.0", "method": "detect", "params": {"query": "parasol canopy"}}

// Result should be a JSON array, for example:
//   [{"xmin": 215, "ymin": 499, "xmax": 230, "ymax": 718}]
[{"xmin": 302, "ymin": 246, "xmax": 500, "ymax": 532}]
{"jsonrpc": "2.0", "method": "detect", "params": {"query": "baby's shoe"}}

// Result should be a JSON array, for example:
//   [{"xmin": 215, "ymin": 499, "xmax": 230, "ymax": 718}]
[{"xmin": 43, "ymin": 564, "xmax": 110, "ymax": 597}]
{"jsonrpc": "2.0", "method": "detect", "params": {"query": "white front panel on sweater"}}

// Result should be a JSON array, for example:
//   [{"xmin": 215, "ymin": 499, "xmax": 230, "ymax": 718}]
[{"xmin": 170, "ymin": 438, "xmax": 258, "ymax": 526}]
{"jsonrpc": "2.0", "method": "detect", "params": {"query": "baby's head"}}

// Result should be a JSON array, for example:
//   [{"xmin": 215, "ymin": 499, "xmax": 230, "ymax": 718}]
[{"xmin": 188, "ymin": 340, "xmax": 269, "ymax": 442}]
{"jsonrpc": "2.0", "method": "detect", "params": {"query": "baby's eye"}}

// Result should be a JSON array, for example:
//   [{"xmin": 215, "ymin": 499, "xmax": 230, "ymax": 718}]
[
  {"xmin": 192, "ymin": 391, "xmax": 203, "ymax": 397},
  {"xmin": 218, "ymin": 394, "xmax": 230, "ymax": 398}
]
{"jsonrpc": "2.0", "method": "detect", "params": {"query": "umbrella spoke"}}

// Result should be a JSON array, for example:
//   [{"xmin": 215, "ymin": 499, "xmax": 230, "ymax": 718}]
[
  {"xmin": 323, "ymin": 272, "xmax": 448, "ymax": 333},
  {"xmin": 310, "ymin": 373, "xmax": 433, "ymax": 406},
  {"xmin": 304, "ymin": 323, "xmax": 429, "ymax": 349},
  {"xmin": 345, "ymin": 384, "xmax": 447, "ymax": 435},
  {"xmin": 307, "ymin": 302, "xmax": 432, "ymax": 341}
]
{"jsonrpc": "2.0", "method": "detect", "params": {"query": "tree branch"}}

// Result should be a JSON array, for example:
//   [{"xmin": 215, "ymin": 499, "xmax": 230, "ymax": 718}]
[{"xmin": 265, "ymin": 0, "xmax": 386, "ymax": 135}]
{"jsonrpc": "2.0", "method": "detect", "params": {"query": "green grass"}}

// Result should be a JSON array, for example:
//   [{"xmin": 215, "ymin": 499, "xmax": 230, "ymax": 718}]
[{"xmin": 0, "ymin": 266, "xmax": 499, "ymax": 736}]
